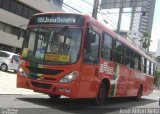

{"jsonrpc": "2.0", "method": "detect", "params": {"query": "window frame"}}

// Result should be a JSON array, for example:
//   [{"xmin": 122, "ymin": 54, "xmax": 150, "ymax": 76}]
[
  {"xmin": 2, "ymin": 0, "xmax": 10, "ymax": 10},
  {"xmin": 9, "ymin": 0, "xmax": 17, "ymax": 13}
]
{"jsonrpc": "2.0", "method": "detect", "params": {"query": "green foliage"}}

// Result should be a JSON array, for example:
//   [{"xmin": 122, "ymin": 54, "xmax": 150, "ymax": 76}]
[
  {"xmin": 154, "ymin": 70, "xmax": 160, "ymax": 85},
  {"xmin": 156, "ymin": 56, "xmax": 160, "ymax": 63},
  {"xmin": 139, "ymin": 32, "xmax": 152, "ymax": 49}
]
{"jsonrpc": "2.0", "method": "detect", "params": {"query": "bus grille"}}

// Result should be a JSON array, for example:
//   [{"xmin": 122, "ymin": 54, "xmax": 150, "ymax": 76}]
[
  {"xmin": 28, "ymin": 66, "xmax": 63, "ymax": 75},
  {"xmin": 31, "ymin": 81, "xmax": 52, "ymax": 89},
  {"xmin": 30, "ymin": 75, "xmax": 56, "ymax": 81}
]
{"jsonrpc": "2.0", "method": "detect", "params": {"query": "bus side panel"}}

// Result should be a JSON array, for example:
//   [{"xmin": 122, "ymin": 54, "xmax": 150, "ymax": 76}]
[
  {"xmin": 143, "ymin": 75, "xmax": 154, "ymax": 96},
  {"xmin": 112, "ymin": 65, "xmax": 137, "ymax": 97},
  {"xmin": 78, "ymin": 81, "xmax": 98, "ymax": 98},
  {"xmin": 126, "ymin": 69, "xmax": 137, "ymax": 96},
  {"xmin": 77, "ymin": 65, "xmax": 99, "ymax": 98}
]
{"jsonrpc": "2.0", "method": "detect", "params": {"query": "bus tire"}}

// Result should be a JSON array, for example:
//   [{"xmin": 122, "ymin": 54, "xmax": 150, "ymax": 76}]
[
  {"xmin": 48, "ymin": 94, "xmax": 61, "ymax": 100},
  {"xmin": 94, "ymin": 82, "xmax": 107, "ymax": 105},
  {"xmin": 135, "ymin": 85, "xmax": 143, "ymax": 101}
]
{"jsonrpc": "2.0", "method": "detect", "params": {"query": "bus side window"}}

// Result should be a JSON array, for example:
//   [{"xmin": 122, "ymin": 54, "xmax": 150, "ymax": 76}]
[
  {"xmin": 124, "ymin": 47, "xmax": 134, "ymax": 68},
  {"xmin": 113, "ymin": 40, "xmax": 124, "ymax": 64},
  {"xmin": 141, "ymin": 57, "xmax": 145, "ymax": 72},
  {"xmin": 151, "ymin": 62, "xmax": 154, "ymax": 76},
  {"xmin": 101, "ymin": 33, "xmax": 112, "ymax": 60},
  {"xmin": 134, "ymin": 53, "xmax": 140, "ymax": 70},
  {"xmin": 144, "ymin": 58, "xmax": 147, "ymax": 73},
  {"xmin": 149, "ymin": 61, "xmax": 151, "ymax": 75},
  {"xmin": 146, "ymin": 60, "xmax": 150, "ymax": 74},
  {"xmin": 83, "ymin": 29, "xmax": 100, "ymax": 64}
]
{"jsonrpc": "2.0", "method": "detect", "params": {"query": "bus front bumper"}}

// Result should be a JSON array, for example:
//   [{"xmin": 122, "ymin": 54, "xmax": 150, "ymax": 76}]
[{"xmin": 16, "ymin": 75, "xmax": 79, "ymax": 98}]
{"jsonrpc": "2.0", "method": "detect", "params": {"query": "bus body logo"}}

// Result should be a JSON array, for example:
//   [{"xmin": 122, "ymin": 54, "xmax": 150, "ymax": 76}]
[{"xmin": 99, "ymin": 62, "xmax": 114, "ymax": 75}]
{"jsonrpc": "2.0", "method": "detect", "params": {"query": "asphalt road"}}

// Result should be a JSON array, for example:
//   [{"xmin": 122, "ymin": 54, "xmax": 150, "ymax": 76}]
[{"xmin": 0, "ymin": 70, "xmax": 160, "ymax": 114}]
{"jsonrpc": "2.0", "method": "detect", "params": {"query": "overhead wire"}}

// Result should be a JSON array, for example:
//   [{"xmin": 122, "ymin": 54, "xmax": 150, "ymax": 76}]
[
  {"xmin": 68, "ymin": 0, "xmax": 92, "ymax": 14},
  {"xmin": 54, "ymin": 0, "xmax": 118, "ymax": 30},
  {"xmin": 54, "ymin": 0, "xmax": 82, "ymax": 13},
  {"xmin": 81, "ymin": 0, "xmax": 118, "ymax": 29},
  {"xmin": 99, "ymin": 10, "xmax": 117, "ymax": 30}
]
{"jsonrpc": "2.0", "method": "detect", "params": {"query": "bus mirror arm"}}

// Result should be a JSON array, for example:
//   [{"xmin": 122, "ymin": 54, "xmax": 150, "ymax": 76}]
[{"xmin": 86, "ymin": 23, "xmax": 96, "ymax": 43}]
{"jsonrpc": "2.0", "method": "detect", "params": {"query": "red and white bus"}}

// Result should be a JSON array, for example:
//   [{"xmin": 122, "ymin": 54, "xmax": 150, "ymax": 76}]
[{"xmin": 17, "ymin": 12, "xmax": 155, "ymax": 105}]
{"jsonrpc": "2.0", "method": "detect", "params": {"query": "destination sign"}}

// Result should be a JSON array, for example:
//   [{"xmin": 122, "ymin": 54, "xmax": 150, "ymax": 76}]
[
  {"xmin": 37, "ymin": 17, "xmax": 76, "ymax": 24},
  {"xmin": 29, "ymin": 14, "xmax": 84, "ymax": 26}
]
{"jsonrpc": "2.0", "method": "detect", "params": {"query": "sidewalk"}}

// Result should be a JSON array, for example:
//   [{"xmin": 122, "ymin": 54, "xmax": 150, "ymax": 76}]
[{"xmin": 0, "ymin": 71, "xmax": 40, "ymax": 95}]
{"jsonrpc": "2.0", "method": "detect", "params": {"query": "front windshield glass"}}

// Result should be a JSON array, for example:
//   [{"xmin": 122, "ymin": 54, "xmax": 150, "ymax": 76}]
[{"xmin": 22, "ymin": 27, "xmax": 82, "ymax": 65}]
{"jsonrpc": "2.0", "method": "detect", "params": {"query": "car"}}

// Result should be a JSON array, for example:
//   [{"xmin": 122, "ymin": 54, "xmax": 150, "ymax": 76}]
[{"xmin": 0, "ymin": 50, "xmax": 20, "ymax": 72}]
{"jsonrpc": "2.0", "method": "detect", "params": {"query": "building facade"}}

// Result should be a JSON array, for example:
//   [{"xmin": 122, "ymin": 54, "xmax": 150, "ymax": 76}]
[
  {"xmin": 156, "ymin": 39, "xmax": 160, "ymax": 57},
  {"xmin": 0, "ymin": 0, "xmax": 63, "ymax": 53},
  {"xmin": 48, "ymin": 0, "xmax": 63, "ymax": 8},
  {"xmin": 139, "ymin": 0, "xmax": 156, "ymax": 34},
  {"xmin": 130, "ymin": 0, "xmax": 156, "ymax": 34},
  {"xmin": 129, "ymin": 0, "xmax": 156, "ymax": 51}
]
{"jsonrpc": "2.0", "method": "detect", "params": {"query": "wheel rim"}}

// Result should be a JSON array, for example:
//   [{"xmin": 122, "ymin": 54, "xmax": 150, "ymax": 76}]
[{"xmin": 1, "ymin": 65, "xmax": 7, "ymax": 71}]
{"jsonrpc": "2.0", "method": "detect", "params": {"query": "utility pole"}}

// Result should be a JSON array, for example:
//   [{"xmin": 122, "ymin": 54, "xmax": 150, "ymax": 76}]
[
  {"xmin": 116, "ymin": 8, "xmax": 123, "ymax": 34},
  {"xmin": 92, "ymin": 0, "xmax": 99, "ymax": 19}
]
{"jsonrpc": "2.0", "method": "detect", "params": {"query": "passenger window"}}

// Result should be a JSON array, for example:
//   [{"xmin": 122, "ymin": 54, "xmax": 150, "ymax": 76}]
[
  {"xmin": 151, "ymin": 62, "xmax": 154, "ymax": 76},
  {"xmin": 83, "ymin": 29, "xmax": 100, "ymax": 64},
  {"xmin": 134, "ymin": 53, "xmax": 140, "ymax": 71},
  {"xmin": 101, "ymin": 33, "xmax": 112, "ymax": 60},
  {"xmin": 141, "ymin": 57, "xmax": 144, "ymax": 72},
  {"xmin": 144, "ymin": 58, "xmax": 147, "ymax": 73},
  {"xmin": 0, "ymin": 52, "xmax": 10, "ymax": 57},
  {"xmin": 146, "ymin": 60, "xmax": 150, "ymax": 74},
  {"xmin": 124, "ymin": 47, "xmax": 134, "ymax": 68},
  {"xmin": 12, "ymin": 55, "xmax": 19, "ymax": 62},
  {"xmin": 113, "ymin": 40, "xmax": 124, "ymax": 64}
]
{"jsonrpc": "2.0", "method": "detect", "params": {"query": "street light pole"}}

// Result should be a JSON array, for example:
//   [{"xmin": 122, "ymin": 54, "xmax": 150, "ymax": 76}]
[{"xmin": 92, "ymin": 0, "xmax": 99, "ymax": 19}]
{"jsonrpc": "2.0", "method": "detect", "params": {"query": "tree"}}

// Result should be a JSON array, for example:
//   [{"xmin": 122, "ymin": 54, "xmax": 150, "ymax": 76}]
[
  {"xmin": 156, "ymin": 56, "xmax": 160, "ymax": 63},
  {"xmin": 139, "ymin": 32, "xmax": 152, "ymax": 49}
]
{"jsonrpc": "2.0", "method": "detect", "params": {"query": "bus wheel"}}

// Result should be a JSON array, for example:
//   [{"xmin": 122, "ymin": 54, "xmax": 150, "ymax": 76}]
[
  {"xmin": 48, "ymin": 94, "xmax": 61, "ymax": 100},
  {"xmin": 135, "ymin": 85, "xmax": 143, "ymax": 101},
  {"xmin": 94, "ymin": 82, "xmax": 106, "ymax": 105}
]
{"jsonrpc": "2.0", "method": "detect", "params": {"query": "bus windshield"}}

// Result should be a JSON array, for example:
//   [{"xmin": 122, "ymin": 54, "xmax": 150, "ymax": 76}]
[{"xmin": 22, "ymin": 27, "xmax": 82, "ymax": 65}]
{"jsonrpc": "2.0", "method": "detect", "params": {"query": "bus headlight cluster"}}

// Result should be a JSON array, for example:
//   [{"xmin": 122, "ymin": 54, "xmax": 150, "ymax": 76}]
[
  {"xmin": 18, "ymin": 67, "xmax": 27, "ymax": 77},
  {"xmin": 59, "ymin": 71, "xmax": 79, "ymax": 83}
]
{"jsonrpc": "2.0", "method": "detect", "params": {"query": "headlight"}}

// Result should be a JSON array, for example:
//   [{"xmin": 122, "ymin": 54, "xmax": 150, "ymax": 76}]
[
  {"xmin": 59, "ymin": 71, "xmax": 79, "ymax": 83},
  {"xmin": 18, "ymin": 67, "xmax": 27, "ymax": 77}
]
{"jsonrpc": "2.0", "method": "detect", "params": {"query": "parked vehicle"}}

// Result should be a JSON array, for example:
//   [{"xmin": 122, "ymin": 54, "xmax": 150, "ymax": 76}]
[{"xmin": 0, "ymin": 50, "xmax": 19, "ymax": 72}]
